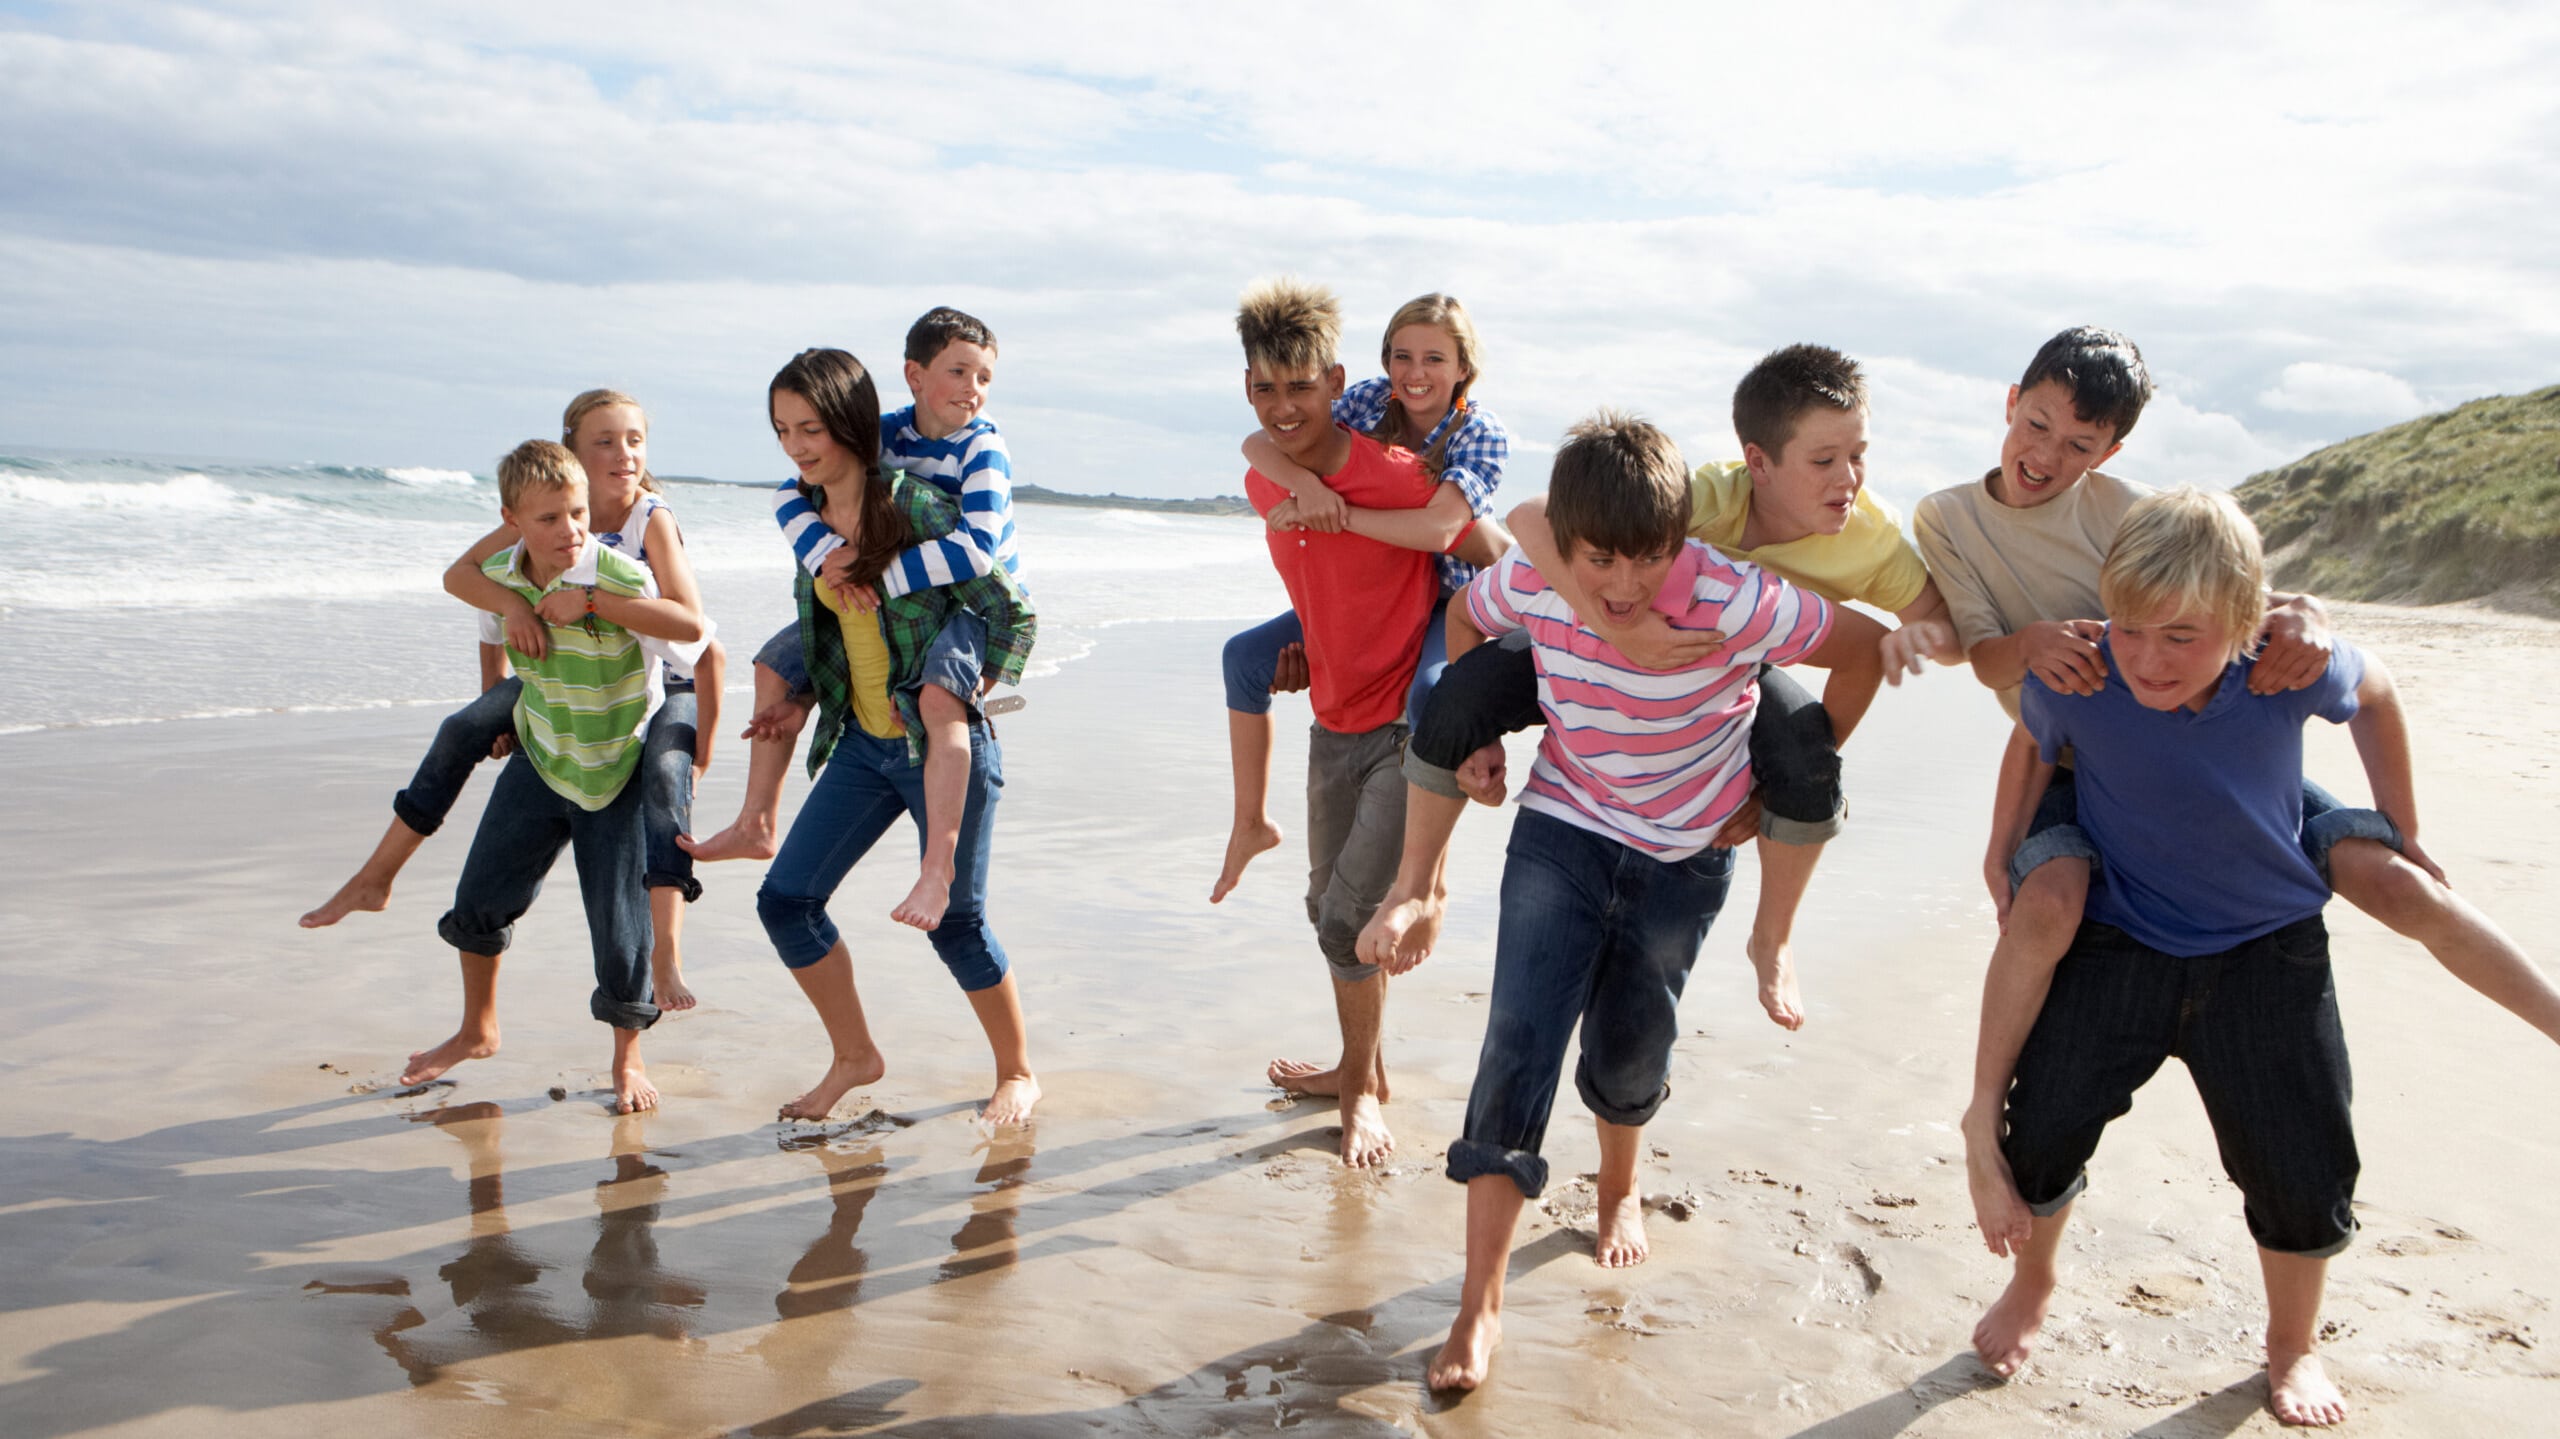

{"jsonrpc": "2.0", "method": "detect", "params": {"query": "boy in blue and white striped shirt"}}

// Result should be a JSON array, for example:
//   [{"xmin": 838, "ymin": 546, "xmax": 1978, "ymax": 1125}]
[{"xmin": 686, "ymin": 308, "xmax": 1031, "ymax": 935}]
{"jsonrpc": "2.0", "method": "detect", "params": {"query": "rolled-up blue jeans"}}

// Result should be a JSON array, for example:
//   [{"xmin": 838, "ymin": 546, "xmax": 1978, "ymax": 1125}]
[
  {"xmin": 436, "ymin": 750, "xmax": 659, "ymax": 1031},
  {"xmin": 1221, "ymin": 596, "xmax": 1452, "ymax": 731},
  {"xmin": 1447, "ymin": 808, "xmax": 1736, "ymax": 1198},
  {"xmin": 397, "ymin": 679, "xmax": 699, "ymax": 901},
  {"xmin": 755, "ymin": 721, "xmax": 1008, "ymax": 991}
]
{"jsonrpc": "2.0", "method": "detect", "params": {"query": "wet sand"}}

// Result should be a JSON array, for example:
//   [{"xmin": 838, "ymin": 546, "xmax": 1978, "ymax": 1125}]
[{"xmin": 1, "ymin": 605, "xmax": 2555, "ymax": 1435}]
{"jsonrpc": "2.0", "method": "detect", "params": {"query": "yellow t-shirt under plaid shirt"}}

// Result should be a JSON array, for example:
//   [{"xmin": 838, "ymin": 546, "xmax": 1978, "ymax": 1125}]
[{"xmin": 816, "ymin": 582, "xmax": 903, "ymax": 740}]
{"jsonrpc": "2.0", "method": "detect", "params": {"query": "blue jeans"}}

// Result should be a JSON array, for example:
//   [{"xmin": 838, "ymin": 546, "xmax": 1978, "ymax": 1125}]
[
  {"xmin": 1406, "ymin": 641, "xmax": 1845, "ymax": 844},
  {"xmin": 2010, "ymin": 771, "xmax": 2401, "ymax": 893},
  {"xmin": 2002, "ymin": 914, "xmax": 2357, "ymax": 1256},
  {"xmin": 1221, "ymin": 597, "xmax": 1452, "ymax": 730},
  {"xmin": 1446, "ymin": 808, "xmax": 1736, "ymax": 1198},
  {"xmin": 763, "ymin": 614, "xmax": 988, "ymax": 710},
  {"xmin": 395, "ymin": 679, "xmax": 698, "ymax": 900},
  {"xmin": 755, "ymin": 722, "xmax": 1008, "ymax": 990},
  {"xmin": 436, "ymin": 750, "xmax": 659, "ymax": 1030}
]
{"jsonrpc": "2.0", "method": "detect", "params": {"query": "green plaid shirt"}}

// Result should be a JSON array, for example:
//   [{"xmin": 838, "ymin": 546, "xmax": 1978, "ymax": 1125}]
[{"xmin": 799, "ymin": 472, "xmax": 1037, "ymax": 772}]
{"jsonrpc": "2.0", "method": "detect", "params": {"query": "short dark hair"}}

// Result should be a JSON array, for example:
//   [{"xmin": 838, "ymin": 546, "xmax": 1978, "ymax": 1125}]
[
  {"xmin": 905, "ymin": 307, "xmax": 998, "ymax": 366},
  {"xmin": 1731, "ymin": 343, "xmax": 1866, "ymax": 461},
  {"xmin": 1547, "ymin": 410, "xmax": 1693, "ymax": 560},
  {"xmin": 2019, "ymin": 326, "xmax": 2153, "ymax": 442}
]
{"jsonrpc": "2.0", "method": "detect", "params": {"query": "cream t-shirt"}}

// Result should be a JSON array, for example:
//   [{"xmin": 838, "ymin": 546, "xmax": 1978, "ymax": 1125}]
[{"xmin": 1911, "ymin": 467, "xmax": 2152, "ymax": 719}]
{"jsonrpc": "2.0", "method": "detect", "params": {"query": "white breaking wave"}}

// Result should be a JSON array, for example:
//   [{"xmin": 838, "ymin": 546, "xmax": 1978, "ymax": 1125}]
[
  {"xmin": 0, "ymin": 471, "xmax": 297, "ymax": 513},
  {"xmin": 383, "ymin": 466, "xmax": 482, "ymax": 488}
]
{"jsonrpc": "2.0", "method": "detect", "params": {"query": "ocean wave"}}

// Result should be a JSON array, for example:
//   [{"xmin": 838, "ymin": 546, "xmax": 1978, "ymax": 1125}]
[
  {"xmin": 0, "ymin": 565, "xmax": 453, "ymax": 612},
  {"xmin": 0, "ymin": 471, "xmax": 301, "ymax": 513},
  {"xmin": 381, "ymin": 466, "xmax": 483, "ymax": 488}
]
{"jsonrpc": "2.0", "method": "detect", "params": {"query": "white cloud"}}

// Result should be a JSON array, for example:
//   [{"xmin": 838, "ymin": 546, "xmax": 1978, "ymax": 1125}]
[{"xmin": 2257, "ymin": 362, "xmax": 2429, "ymax": 421}]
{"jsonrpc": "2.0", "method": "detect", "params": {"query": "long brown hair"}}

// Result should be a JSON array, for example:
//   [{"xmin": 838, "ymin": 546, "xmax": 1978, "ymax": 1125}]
[
  {"xmin": 1369, "ymin": 293, "xmax": 1481, "ymax": 477},
  {"xmin": 771, "ymin": 348, "xmax": 911, "ymax": 589}
]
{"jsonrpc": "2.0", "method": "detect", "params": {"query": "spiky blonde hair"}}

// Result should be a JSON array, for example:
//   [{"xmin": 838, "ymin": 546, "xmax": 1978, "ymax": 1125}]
[{"xmin": 1235, "ymin": 276, "xmax": 1342, "ymax": 376}]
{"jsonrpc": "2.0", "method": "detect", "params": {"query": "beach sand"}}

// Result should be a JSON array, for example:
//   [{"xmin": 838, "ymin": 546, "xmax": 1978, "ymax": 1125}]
[{"xmin": 1, "ymin": 604, "xmax": 2555, "ymax": 1436}]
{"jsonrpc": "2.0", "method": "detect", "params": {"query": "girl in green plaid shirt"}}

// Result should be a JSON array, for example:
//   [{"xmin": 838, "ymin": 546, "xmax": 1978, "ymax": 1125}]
[{"xmin": 752, "ymin": 348, "xmax": 1043, "ymax": 1127}]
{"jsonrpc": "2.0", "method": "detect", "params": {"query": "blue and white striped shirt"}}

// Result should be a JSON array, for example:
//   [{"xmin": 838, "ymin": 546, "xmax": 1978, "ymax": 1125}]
[
  {"xmin": 770, "ymin": 407, "xmax": 1023, "ymax": 598},
  {"xmin": 1334, "ymin": 376, "xmax": 1510, "ymax": 592}
]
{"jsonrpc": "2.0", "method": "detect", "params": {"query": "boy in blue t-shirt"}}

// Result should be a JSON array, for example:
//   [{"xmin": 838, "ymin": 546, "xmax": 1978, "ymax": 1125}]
[
  {"xmin": 685, "ymin": 307, "xmax": 1027, "ymax": 936},
  {"xmin": 1960, "ymin": 487, "xmax": 2497, "ymax": 1428}
]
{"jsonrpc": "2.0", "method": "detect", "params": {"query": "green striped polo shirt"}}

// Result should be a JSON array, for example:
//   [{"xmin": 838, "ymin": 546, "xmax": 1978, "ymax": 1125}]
[{"xmin": 477, "ymin": 540, "xmax": 662, "ymax": 810}]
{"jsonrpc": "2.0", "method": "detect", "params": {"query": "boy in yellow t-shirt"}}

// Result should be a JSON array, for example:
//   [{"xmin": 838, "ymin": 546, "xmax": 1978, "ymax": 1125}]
[{"xmin": 1362, "ymin": 344, "xmax": 1962, "ymax": 1031}]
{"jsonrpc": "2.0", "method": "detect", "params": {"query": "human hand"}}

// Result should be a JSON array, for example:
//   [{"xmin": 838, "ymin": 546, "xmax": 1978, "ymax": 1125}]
[
  {"xmin": 534, "ymin": 587, "xmax": 589, "ymax": 626},
  {"xmin": 1984, "ymin": 847, "xmax": 2016, "ymax": 931},
  {"xmin": 2021, "ymin": 619, "xmax": 2107, "ymax": 695},
  {"xmin": 830, "ymin": 581, "xmax": 881, "ymax": 614},
  {"xmin": 2395, "ymin": 832, "xmax": 2448, "ymax": 886},
  {"xmin": 819, "ymin": 547, "xmax": 860, "ymax": 592},
  {"xmin": 1608, "ymin": 612, "xmax": 1726, "ymax": 672},
  {"xmin": 490, "ymin": 731, "xmax": 515, "ymax": 760},
  {"xmin": 1291, "ymin": 483, "xmax": 1349, "ymax": 534},
  {"xmin": 1271, "ymin": 642, "xmax": 1310, "ymax": 695},
  {"xmin": 502, "ymin": 602, "xmax": 548, "ymax": 660},
  {"xmin": 1455, "ymin": 742, "xmax": 1508, "ymax": 806},
  {"xmin": 2249, "ymin": 602, "xmax": 2332, "ymax": 693},
  {"xmin": 1712, "ymin": 794, "xmax": 1762, "ymax": 850},
  {"xmin": 1881, "ymin": 617, "xmax": 1960, "ymax": 685},
  {"xmin": 1265, "ymin": 498, "xmax": 1304, "ymax": 532},
  {"xmin": 738, "ymin": 695, "xmax": 814, "ymax": 743}
]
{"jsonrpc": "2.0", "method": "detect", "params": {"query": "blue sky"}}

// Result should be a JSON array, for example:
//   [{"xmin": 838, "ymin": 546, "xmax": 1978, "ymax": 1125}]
[{"xmin": 3, "ymin": 1, "xmax": 2556, "ymax": 506}]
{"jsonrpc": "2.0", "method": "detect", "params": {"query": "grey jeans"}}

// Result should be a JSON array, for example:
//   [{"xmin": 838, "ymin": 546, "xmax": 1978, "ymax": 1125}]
[{"xmin": 1306, "ymin": 721, "xmax": 1409, "ymax": 983}]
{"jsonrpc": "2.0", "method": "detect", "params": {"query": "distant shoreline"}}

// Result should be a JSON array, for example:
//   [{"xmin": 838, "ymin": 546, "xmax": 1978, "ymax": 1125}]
[{"xmin": 657, "ymin": 475, "xmax": 1251, "ymax": 518}]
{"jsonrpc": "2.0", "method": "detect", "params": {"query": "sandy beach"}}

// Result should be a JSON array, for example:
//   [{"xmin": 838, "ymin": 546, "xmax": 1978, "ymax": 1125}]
[{"xmin": 2, "ymin": 601, "xmax": 2556, "ymax": 1436}]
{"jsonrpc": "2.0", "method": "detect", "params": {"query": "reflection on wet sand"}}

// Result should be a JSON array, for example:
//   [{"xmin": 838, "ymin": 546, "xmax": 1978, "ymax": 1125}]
[
  {"xmin": 940, "ymin": 1134, "xmax": 1033, "ymax": 1282},
  {"xmin": 371, "ymin": 1104, "xmax": 708, "ymax": 1385},
  {"xmin": 773, "ymin": 1131, "xmax": 888, "ymax": 1319}
]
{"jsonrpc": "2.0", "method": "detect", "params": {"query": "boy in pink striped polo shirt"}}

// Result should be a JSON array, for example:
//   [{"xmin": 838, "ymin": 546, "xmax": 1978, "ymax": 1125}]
[{"xmin": 1396, "ymin": 412, "xmax": 1874, "ymax": 1393}]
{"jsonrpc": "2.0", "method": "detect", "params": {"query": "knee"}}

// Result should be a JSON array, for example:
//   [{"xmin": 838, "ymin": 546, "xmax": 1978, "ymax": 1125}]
[
  {"xmin": 2331, "ymin": 839, "xmax": 2434, "ymax": 921},
  {"xmin": 2011, "ymin": 861, "xmax": 2090, "ymax": 942},
  {"xmin": 755, "ymin": 882, "xmax": 829, "ymax": 965},
  {"xmin": 927, "ymin": 918, "xmax": 1007, "ymax": 990}
]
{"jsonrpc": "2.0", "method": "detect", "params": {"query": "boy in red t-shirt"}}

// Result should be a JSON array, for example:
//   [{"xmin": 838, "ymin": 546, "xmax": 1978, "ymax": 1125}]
[{"xmin": 1237, "ymin": 276, "xmax": 1500, "ymax": 1167}]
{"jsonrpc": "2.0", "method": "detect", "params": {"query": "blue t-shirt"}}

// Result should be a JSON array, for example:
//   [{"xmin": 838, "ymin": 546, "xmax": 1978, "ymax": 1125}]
[{"xmin": 2021, "ymin": 636, "xmax": 2367, "ymax": 957}]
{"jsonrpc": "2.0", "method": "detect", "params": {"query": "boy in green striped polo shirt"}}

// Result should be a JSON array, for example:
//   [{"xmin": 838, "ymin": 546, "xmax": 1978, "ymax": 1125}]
[{"xmin": 400, "ymin": 440, "xmax": 710, "ymax": 1114}]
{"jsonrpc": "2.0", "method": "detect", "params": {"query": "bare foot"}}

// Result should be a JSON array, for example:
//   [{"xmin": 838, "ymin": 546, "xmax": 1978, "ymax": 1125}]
[
  {"xmin": 651, "ymin": 952, "xmax": 697, "ymax": 1013},
  {"xmin": 400, "ymin": 1026, "xmax": 498, "ymax": 1086},
  {"xmin": 1594, "ymin": 1187, "xmax": 1649, "ymax": 1268},
  {"xmin": 1267, "ymin": 1058, "xmax": 1392, "ymax": 1102},
  {"xmin": 1427, "ymin": 1310, "xmax": 1502, "ymax": 1391},
  {"xmin": 980, "ymin": 1073, "xmax": 1042, "ymax": 1127},
  {"xmin": 1963, "ymin": 1124, "xmax": 2034, "ymax": 1257},
  {"xmin": 1971, "ymin": 1268, "xmax": 2055, "ymax": 1378},
  {"xmin": 679, "ymin": 816, "xmax": 777, "ymax": 864},
  {"xmin": 1210, "ymin": 817, "xmax": 1283, "ymax": 903},
  {"xmin": 891, "ymin": 864, "xmax": 953, "ymax": 931},
  {"xmin": 2268, "ymin": 1346, "xmax": 2347, "ymax": 1427},
  {"xmin": 300, "ymin": 872, "xmax": 393, "ymax": 928},
  {"xmin": 613, "ymin": 1057, "xmax": 660, "ymax": 1114},
  {"xmin": 1358, "ymin": 890, "xmax": 1445, "ymax": 973},
  {"xmin": 1339, "ymin": 1091, "xmax": 1394, "ymax": 1168},
  {"xmin": 779, "ymin": 1050, "xmax": 888, "ymax": 1122},
  {"xmin": 1746, "ymin": 932, "xmax": 1805, "ymax": 1031}
]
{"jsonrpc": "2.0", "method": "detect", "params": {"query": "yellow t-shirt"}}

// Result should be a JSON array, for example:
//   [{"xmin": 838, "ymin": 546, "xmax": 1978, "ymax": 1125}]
[
  {"xmin": 1686, "ymin": 459, "xmax": 1931, "ymax": 611},
  {"xmin": 817, "ymin": 583, "xmax": 903, "ymax": 740}
]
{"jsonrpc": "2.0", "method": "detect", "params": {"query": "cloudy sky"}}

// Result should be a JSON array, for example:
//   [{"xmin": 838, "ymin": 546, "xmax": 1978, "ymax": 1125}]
[{"xmin": 4, "ymin": 1, "xmax": 2556, "ymax": 507}]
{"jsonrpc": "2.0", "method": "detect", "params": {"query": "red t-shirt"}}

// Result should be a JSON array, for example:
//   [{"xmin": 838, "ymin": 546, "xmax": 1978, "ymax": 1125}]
[{"xmin": 1246, "ymin": 429, "xmax": 1441, "ymax": 734}]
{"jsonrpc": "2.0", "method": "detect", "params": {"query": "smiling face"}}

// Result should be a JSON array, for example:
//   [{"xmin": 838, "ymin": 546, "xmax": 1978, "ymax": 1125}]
[
  {"xmin": 1747, "ymin": 406, "xmax": 1867, "ymax": 542},
  {"xmin": 1246, "ymin": 359, "xmax": 1349, "ymax": 473},
  {"xmin": 502, "ymin": 478, "xmax": 591, "ymax": 586},
  {"xmin": 569, "ymin": 402, "xmax": 647, "ymax": 513},
  {"xmin": 772, "ymin": 386, "xmax": 864, "ymax": 490},
  {"xmin": 1563, "ymin": 539, "xmax": 1676, "ymax": 629},
  {"xmin": 2109, "ymin": 601, "xmax": 2239, "ymax": 712},
  {"xmin": 905, "ymin": 339, "xmax": 995, "ymax": 440},
  {"xmin": 1996, "ymin": 379, "xmax": 2125, "ymax": 509},
  {"xmin": 1384, "ymin": 322, "xmax": 1467, "ymax": 430}
]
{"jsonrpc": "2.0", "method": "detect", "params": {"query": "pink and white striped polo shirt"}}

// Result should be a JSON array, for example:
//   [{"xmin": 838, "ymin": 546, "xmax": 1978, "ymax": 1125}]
[{"xmin": 1462, "ymin": 541, "xmax": 1834, "ymax": 859}]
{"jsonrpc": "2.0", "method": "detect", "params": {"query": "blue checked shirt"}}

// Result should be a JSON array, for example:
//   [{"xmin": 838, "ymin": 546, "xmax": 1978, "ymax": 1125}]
[
  {"xmin": 1334, "ymin": 376, "xmax": 1511, "ymax": 591},
  {"xmin": 772, "ymin": 406, "xmax": 1022, "ymax": 598}
]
